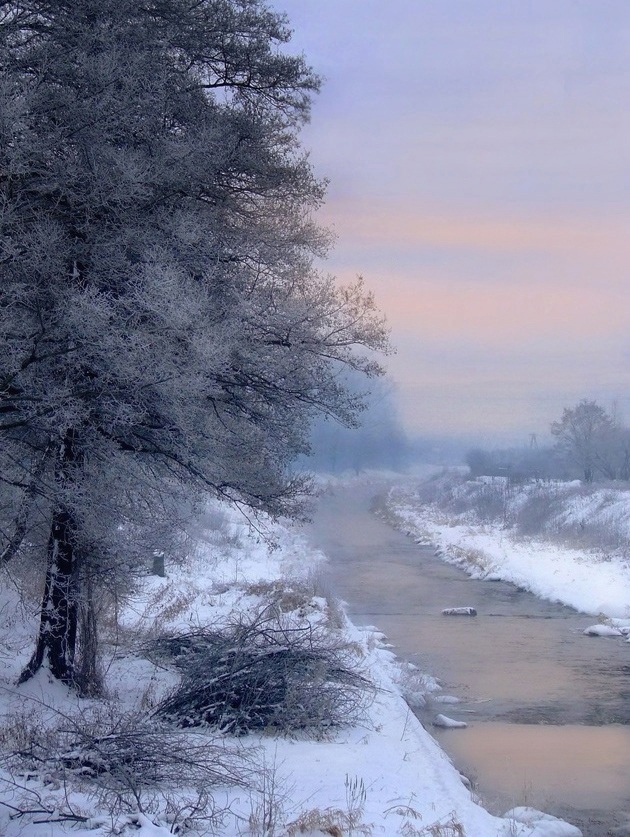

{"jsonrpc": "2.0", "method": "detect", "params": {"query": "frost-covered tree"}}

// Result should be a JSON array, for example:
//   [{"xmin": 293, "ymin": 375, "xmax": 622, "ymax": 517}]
[
  {"xmin": 551, "ymin": 400, "xmax": 617, "ymax": 482},
  {"xmin": 0, "ymin": 0, "xmax": 388, "ymax": 689}
]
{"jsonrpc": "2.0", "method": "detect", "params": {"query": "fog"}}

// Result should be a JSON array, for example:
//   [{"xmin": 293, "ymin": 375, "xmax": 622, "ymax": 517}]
[{"xmin": 279, "ymin": 0, "xmax": 630, "ymax": 441}]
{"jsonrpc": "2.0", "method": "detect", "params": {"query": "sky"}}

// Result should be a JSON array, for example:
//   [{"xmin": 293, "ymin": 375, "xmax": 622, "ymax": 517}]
[{"xmin": 278, "ymin": 0, "xmax": 630, "ymax": 444}]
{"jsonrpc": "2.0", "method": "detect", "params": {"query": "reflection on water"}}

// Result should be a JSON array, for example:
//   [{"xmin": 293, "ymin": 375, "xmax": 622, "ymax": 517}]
[
  {"xmin": 432, "ymin": 723, "xmax": 630, "ymax": 813},
  {"xmin": 305, "ymin": 481, "xmax": 630, "ymax": 834},
  {"xmin": 369, "ymin": 612, "xmax": 582, "ymax": 705}
]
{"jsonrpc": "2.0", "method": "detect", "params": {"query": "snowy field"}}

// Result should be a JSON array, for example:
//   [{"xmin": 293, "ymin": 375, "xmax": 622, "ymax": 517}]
[
  {"xmin": 0, "ymin": 495, "xmax": 582, "ymax": 836},
  {"xmin": 384, "ymin": 475, "xmax": 630, "ymax": 634}
]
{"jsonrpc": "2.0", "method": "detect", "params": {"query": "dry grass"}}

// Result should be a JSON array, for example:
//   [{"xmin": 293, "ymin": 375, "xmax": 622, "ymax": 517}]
[
  {"xmin": 447, "ymin": 545, "xmax": 492, "ymax": 574},
  {"xmin": 287, "ymin": 776, "xmax": 371, "ymax": 836},
  {"xmin": 287, "ymin": 807, "xmax": 371, "ymax": 836},
  {"xmin": 239, "ymin": 579, "xmax": 318, "ymax": 615},
  {"xmin": 410, "ymin": 473, "xmax": 630, "ymax": 557}
]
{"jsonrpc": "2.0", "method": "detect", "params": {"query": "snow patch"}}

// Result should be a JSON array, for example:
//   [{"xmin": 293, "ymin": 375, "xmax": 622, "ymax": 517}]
[
  {"xmin": 583, "ymin": 623, "xmax": 624, "ymax": 637},
  {"xmin": 503, "ymin": 806, "xmax": 583, "ymax": 836},
  {"xmin": 433, "ymin": 713, "xmax": 468, "ymax": 729}
]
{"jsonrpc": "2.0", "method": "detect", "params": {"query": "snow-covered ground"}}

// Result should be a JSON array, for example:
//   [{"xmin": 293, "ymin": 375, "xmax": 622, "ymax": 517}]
[
  {"xmin": 0, "ymin": 493, "xmax": 583, "ymax": 836},
  {"xmin": 384, "ymin": 475, "xmax": 630, "ymax": 629}
]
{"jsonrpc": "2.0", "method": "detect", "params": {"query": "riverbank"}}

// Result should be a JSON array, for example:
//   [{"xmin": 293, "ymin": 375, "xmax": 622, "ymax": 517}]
[
  {"xmin": 384, "ymin": 473, "xmax": 630, "ymax": 625},
  {"xmin": 1, "ymin": 491, "xmax": 583, "ymax": 836}
]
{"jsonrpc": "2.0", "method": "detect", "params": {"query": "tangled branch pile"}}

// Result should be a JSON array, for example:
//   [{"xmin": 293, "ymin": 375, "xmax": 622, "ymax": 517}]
[{"xmin": 148, "ymin": 609, "xmax": 373, "ymax": 735}]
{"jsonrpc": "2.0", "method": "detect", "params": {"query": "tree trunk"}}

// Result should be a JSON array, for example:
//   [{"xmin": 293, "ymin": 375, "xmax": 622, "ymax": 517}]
[
  {"xmin": 151, "ymin": 550, "xmax": 165, "ymax": 577},
  {"xmin": 18, "ymin": 431, "xmax": 81, "ymax": 686},
  {"xmin": 75, "ymin": 574, "xmax": 102, "ymax": 696}
]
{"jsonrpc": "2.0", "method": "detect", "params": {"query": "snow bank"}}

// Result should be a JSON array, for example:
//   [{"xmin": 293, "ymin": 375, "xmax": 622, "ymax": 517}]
[{"xmin": 387, "ymin": 479, "xmax": 630, "ymax": 619}]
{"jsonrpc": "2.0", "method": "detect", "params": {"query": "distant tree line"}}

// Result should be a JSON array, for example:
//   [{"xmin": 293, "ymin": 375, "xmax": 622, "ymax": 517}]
[
  {"xmin": 303, "ymin": 377, "xmax": 411, "ymax": 474},
  {"xmin": 465, "ymin": 444, "xmax": 561, "ymax": 482},
  {"xmin": 466, "ymin": 399, "xmax": 630, "ymax": 483}
]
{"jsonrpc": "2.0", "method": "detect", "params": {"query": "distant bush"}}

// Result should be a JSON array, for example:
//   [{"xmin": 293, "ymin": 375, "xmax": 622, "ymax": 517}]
[
  {"xmin": 414, "ymin": 471, "xmax": 630, "ymax": 555},
  {"xmin": 465, "ymin": 482, "xmax": 509, "ymax": 523},
  {"xmin": 513, "ymin": 486, "xmax": 568, "ymax": 536},
  {"xmin": 413, "ymin": 470, "xmax": 465, "ymax": 507},
  {"xmin": 465, "ymin": 445, "xmax": 566, "ymax": 482}
]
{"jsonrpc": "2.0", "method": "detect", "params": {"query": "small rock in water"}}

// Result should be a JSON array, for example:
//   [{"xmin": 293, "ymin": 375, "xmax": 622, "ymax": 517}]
[
  {"xmin": 433, "ymin": 695, "xmax": 460, "ymax": 704},
  {"xmin": 432, "ymin": 714, "xmax": 467, "ymax": 729},
  {"xmin": 442, "ymin": 607, "xmax": 477, "ymax": 616},
  {"xmin": 583, "ymin": 624, "xmax": 623, "ymax": 637}
]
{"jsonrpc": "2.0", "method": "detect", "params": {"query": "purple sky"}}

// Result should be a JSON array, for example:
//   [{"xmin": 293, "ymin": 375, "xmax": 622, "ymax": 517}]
[{"xmin": 279, "ymin": 1, "xmax": 630, "ymax": 442}]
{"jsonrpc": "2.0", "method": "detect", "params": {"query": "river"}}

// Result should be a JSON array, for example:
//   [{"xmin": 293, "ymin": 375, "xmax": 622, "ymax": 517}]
[{"xmin": 305, "ymin": 479, "xmax": 630, "ymax": 836}]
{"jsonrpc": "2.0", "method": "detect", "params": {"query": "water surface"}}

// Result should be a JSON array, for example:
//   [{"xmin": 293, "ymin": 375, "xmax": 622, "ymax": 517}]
[{"xmin": 305, "ymin": 480, "xmax": 630, "ymax": 836}]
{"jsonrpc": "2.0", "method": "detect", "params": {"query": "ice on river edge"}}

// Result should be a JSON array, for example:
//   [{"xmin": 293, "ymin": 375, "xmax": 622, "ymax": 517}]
[
  {"xmin": 583, "ymin": 623, "xmax": 625, "ymax": 637},
  {"xmin": 505, "ymin": 807, "xmax": 583, "ymax": 836}
]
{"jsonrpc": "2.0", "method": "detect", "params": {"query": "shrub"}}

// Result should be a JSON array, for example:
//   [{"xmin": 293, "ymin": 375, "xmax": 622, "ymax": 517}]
[
  {"xmin": 1, "ymin": 703, "xmax": 254, "ymax": 820},
  {"xmin": 514, "ymin": 488, "xmax": 566, "ymax": 536}
]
